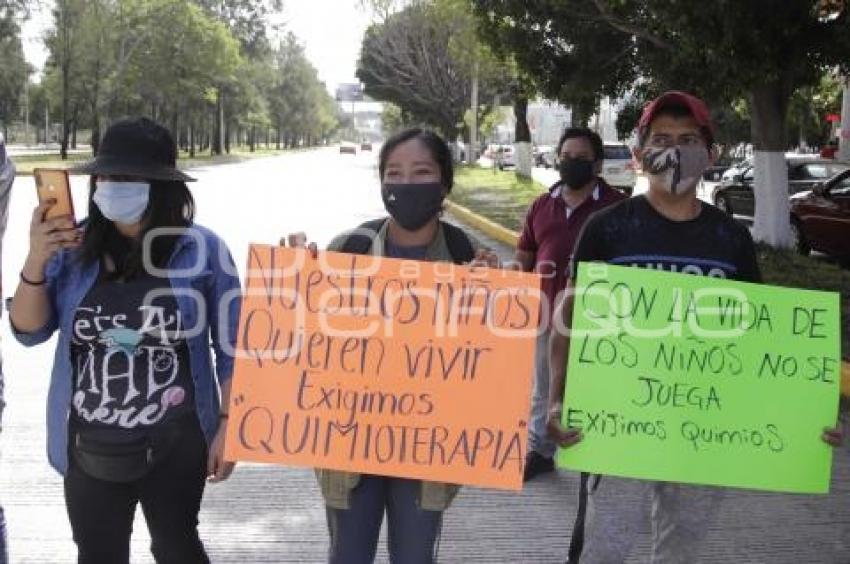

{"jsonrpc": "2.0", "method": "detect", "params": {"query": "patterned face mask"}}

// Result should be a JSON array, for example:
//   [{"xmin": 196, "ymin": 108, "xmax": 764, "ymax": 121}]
[{"xmin": 641, "ymin": 145, "xmax": 709, "ymax": 195}]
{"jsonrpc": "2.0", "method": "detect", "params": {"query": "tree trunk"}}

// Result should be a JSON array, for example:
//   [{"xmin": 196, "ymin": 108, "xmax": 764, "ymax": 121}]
[
  {"xmin": 189, "ymin": 122, "xmax": 196, "ymax": 158},
  {"xmin": 213, "ymin": 90, "xmax": 223, "ymax": 155},
  {"xmin": 570, "ymin": 96, "xmax": 597, "ymax": 128},
  {"xmin": 514, "ymin": 96, "xmax": 533, "ymax": 177},
  {"xmin": 59, "ymin": 0, "xmax": 71, "ymax": 160},
  {"xmin": 749, "ymin": 82, "xmax": 792, "ymax": 247},
  {"xmin": 60, "ymin": 75, "xmax": 70, "ymax": 160},
  {"xmin": 170, "ymin": 112, "xmax": 179, "ymax": 149},
  {"xmin": 469, "ymin": 59, "xmax": 479, "ymax": 165},
  {"xmin": 225, "ymin": 121, "xmax": 231, "ymax": 154},
  {"xmin": 91, "ymin": 110, "xmax": 101, "ymax": 155},
  {"xmin": 71, "ymin": 108, "xmax": 78, "ymax": 150},
  {"xmin": 276, "ymin": 125, "xmax": 281, "ymax": 150}
]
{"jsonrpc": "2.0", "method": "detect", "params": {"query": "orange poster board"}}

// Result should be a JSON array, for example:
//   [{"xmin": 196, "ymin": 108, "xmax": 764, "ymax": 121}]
[{"xmin": 224, "ymin": 245, "xmax": 541, "ymax": 490}]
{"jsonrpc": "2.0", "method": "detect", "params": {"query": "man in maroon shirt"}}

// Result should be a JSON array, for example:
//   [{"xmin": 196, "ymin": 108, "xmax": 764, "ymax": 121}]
[{"xmin": 515, "ymin": 127, "xmax": 625, "ymax": 481}]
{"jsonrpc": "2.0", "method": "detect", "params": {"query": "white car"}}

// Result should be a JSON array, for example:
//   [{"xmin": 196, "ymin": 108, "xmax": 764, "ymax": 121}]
[
  {"xmin": 496, "ymin": 145, "xmax": 516, "ymax": 170},
  {"xmin": 601, "ymin": 143, "xmax": 636, "ymax": 195},
  {"xmin": 535, "ymin": 145, "xmax": 556, "ymax": 168},
  {"xmin": 720, "ymin": 156, "xmax": 752, "ymax": 184}
]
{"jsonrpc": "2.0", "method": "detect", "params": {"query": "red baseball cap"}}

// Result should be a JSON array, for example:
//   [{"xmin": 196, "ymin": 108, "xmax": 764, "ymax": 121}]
[{"xmin": 638, "ymin": 91, "xmax": 714, "ymax": 138}]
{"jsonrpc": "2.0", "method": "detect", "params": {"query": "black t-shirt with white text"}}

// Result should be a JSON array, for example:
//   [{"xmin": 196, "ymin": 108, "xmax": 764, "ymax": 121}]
[
  {"xmin": 570, "ymin": 196, "xmax": 761, "ymax": 282},
  {"xmin": 70, "ymin": 274, "xmax": 194, "ymax": 440}
]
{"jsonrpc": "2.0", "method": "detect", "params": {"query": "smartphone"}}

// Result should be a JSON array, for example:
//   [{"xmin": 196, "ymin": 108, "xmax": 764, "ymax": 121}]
[{"xmin": 34, "ymin": 168, "xmax": 75, "ymax": 220}]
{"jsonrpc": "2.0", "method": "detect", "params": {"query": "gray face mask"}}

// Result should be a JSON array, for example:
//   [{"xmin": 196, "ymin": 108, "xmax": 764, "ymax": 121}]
[{"xmin": 641, "ymin": 145, "xmax": 709, "ymax": 195}]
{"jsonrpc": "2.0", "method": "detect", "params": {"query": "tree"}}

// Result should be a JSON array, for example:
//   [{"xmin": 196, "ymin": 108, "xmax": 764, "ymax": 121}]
[
  {"xmin": 267, "ymin": 33, "xmax": 339, "ymax": 149},
  {"xmin": 433, "ymin": 0, "xmax": 541, "ymax": 174},
  {"xmin": 357, "ymin": 4, "xmax": 471, "ymax": 138},
  {"xmin": 194, "ymin": 0, "xmax": 282, "ymax": 56},
  {"xmin": 0, "ymin": 7, "xmax": 29, "ymax": 138},
  {"xmin": 472, "ymin": 0, "xmax": 634, "ymax": 127},
  {"xmin": 45, "ymin": 0, "xmax": 241, "ymax": 156},
  {"xmin": 194, "ymin": 0, "xmax": 282, "ymax": 153},
  {"xmin": 39, "ymin": 0, "xmax": 336, "ymax": 158},
  {"xmin": 381, "ymin": 102, "xmax": 408, "ymax": 136},
  {"xmin": 471, "ymin": 0, "xmax": 850, "ymax": 247},
  {"xmin": 48, "ymin": 0, "xmax": 84, "ymax": 158},
  {"xmin": 787, "ymin": 71, "xmax": 843, "ymax": 147},
  {"xmin": 357, "ymin": 2, "xmax": 507, "ymax": 141}
]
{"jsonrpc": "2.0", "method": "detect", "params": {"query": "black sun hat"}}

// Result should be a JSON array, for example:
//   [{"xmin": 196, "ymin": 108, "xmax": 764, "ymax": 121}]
[{"xmin": 73, "ymin": 117, "xmax": 195, "ymax": 182}]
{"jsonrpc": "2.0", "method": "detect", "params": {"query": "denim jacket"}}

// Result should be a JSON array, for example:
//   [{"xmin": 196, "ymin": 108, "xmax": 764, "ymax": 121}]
[
  {"xmin": 319, "ymin": 220, "xmax": 462, "ymax": 511},
  {"xmin": 0, "ymin": 156, "xmax": 15, "ymax": 425},
  {"xmin": 11, "ymin": 223, "xmax": 242, "ymax": 475}
]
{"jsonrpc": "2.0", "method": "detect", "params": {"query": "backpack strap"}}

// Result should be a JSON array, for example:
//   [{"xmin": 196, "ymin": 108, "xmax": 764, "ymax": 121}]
[
  {"xmin": 340, "ymin": 217, "xmax": 475, "ymax": 265},
  {"xmin": 440, "ymin": 220, "xmax": 475, "ymax": 265},
  {"xmin": 339, "ymin": 218, "xmax": 388, "ymax": 255}
]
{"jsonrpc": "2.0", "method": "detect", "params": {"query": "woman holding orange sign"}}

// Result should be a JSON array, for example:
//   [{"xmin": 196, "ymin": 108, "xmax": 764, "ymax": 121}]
[{"xmin": 284, "ymin": 128, "xmax": 498, "ymax": 564}]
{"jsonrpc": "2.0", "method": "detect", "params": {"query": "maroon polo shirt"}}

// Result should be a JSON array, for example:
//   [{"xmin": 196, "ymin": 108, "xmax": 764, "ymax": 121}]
[{"xmin": 517, "ymin": 179, "xmax": 626, "ymax": 324}]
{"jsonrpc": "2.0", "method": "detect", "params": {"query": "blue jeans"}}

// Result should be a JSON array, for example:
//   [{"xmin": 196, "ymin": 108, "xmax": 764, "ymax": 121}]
[
  {"xmin": 326, "ymin": 476, "xmax": 443, "ymax": 564},
  {"xmin": 528, "ymin": 329, "xmax": 555, "ymax": 458}
]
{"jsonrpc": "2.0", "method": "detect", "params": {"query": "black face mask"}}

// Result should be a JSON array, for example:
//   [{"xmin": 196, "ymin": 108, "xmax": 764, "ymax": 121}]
[
  {"xmin": 558, "ymin": 157, "xmax": 596, "ymax": 190},
  {"xmin": 382, "ymin": 182, "xmax": 444, "ymax": 231}
]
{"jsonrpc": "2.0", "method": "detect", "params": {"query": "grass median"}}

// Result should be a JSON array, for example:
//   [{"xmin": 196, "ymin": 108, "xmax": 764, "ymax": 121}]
[
  {"xmin": 756, "ymin": 244, "xmax": 850, "ymax": 360},
  {"xmin": 450, "ymin": 165, "xmax": 547, "ymax": 232}
]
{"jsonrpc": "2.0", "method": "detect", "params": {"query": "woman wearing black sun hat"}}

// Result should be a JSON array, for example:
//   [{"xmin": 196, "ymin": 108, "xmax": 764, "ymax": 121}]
[{"xmin": 9, "ymin": 117, "xmax": 242, "ymax": 563}]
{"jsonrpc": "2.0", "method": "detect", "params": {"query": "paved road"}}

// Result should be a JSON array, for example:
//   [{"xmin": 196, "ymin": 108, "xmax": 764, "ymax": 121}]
[{"xmin": 0, "ymin": 148, "xmax": 847, "ymax": 563}]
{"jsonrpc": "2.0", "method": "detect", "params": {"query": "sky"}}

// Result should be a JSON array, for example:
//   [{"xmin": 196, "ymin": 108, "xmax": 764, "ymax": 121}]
[{"xmin": 21, "ymin": 0, "xmax": 373, "ymax": 94}]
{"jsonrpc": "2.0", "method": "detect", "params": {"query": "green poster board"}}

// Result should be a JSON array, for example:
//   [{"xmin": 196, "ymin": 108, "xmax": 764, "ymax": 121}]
[{"xmin": 558, "ymin": 263, "xmax": 840, "ymax": 494}]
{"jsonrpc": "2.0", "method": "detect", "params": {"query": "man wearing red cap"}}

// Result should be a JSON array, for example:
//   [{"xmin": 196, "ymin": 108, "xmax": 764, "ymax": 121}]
[{"xmin": 544, "ymin": 91, "xmax": 844, "ymax": 562}]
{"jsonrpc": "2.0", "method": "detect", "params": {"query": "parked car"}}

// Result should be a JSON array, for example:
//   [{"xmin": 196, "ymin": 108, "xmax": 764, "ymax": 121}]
[
  {"xmin": 496, "ymin": 145, "xmax": 516, "ymax": 170},
  {"xmin": 719, "ymin": 156, "xmax": 752, "ymax": 184},
  {"xmin": 601, "ymin": 143, "xmax": 636, "ymax": 195},
  {"xmin": 702, "ymin": 155, "xmax": 739, "ymax": 182},
  {"xmin": 534, "ymin": 145, "xmax": 556, "ymax": 168},
  {"xmin": 713, "ymin": 157, "xmax": 850, "ymax": 218},
  {"xmin": 339, "ymin": 142, "xmax": 357, "ymax": 155},
  {"xmin": 790, "ymin": 168, "xmax": 850, "ymax": 261},
  {"xmin": 360, "ymin": 142, "xmax": 373, "ymax": 152}
]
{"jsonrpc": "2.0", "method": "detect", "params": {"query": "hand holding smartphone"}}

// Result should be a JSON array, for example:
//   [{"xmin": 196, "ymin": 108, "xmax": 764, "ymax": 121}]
[{"xmin": 34, "ymin": 168, "xmax": 75, "ymax": 220}]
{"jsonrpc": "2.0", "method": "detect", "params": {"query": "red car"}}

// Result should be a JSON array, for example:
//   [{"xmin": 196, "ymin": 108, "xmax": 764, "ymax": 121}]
[{"xmin": 790, "ymin": 168, "xmax": 850, "ymax": 262}]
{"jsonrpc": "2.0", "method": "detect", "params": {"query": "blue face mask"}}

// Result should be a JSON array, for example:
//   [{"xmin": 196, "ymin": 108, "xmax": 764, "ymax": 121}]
[{"xmin": 93, "ymin": 181, "xmax": 151, "ymax": 224}]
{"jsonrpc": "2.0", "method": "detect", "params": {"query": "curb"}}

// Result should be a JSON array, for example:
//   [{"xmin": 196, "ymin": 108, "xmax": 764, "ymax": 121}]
[
  {"xmin": 444, "ymin": 199, "xmax": 519, "ymax": 247},
  {"xmin": 446, "ymin": 197, "xmax": 850, "ymax": 398}
]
